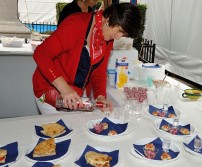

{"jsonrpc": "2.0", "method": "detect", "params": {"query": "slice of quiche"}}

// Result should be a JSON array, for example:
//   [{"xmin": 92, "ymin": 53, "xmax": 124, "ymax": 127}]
[
  {"xmin": 85, "ymin": 151, "xmax": 112, "ymax": 167},
  {"xmin": 41, "ymin": 122, "xmax": 66, "ymax": 138},
  {"xmin": 33, "ymin": 138, "xmax": 56, "ymax": 157}
]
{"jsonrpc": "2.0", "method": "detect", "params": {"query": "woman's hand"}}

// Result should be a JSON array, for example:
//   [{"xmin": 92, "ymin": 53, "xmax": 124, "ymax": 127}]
[
  {"xmin": 60, "ymin": 87, "xmax": 83, "ymax": 110},
  {"xmin": 52, "ymin": 76, "xmax": 83, "ymax": 110},
  {"xmin": 96, "ymin": 95, "xmax": 113, "ymax": 112}
]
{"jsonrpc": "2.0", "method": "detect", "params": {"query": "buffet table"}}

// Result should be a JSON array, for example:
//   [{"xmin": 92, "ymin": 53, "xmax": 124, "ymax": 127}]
[{"xmin": 0, "ymin": 75, "xmax": 202, "ymax": 166}]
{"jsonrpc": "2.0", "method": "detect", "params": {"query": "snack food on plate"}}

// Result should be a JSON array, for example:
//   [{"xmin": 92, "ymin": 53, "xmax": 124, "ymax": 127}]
[
  {"xmin": 93, "ymin": 122, "xmax": 108, "ymax": 134},
  {"xmin": 85, "ymin": 151, "xmax": 112, "ymax": 167},
  {"xmin": 41, "ymin": 122, "xmax": 66, "ymax": 138},
  {"xmin": 33, "ymin": 138, "xmax": 56, "ymax": 157},
  {"xmin": 161, "ymin": 125, "xmax": 170, "ymax": 132},
  {"xmin": 108, "ymin": 130, "xmax": 117, "ymax": 136},
  {"xmin": 0, "ymin": 149, "xmax": 7, "ymax": 163},
  {"xmin": 169, "ymin": 127, "xmax": 178, "ymax": 135},
  {"xmin": 161, "ymin": 152, "xmax": 172, "ymax": 160},
  {"xmin": 153, "ymin": 80, "xmax": 170, "ymax": 87},
  {"xmin": 168, "ymin": 113, "xmax": 176, "ymax": 118},
  {"xmin": 144, "ymin": 143, "xmax": 155, "ymax": 151},
  {"xmin": 152, "ymin": 111, "xmax": 166, "ymax": 117},
  {"xmin": 152, "ymin": 111, "xmax": 159, "ymax": 116},
  {"xmin": 144, "ymin": 143, "xmax": 157, "ymax": 159},
  {"xmin": 180, "ymin": 128, "xmax": 190, "ymax": 135},
  {"xmin": 102, "ymin": 123, "xmax": 109, "ymax": 130}
]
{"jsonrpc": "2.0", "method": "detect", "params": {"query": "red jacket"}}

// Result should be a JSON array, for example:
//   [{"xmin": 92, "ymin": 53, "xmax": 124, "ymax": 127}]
[{"xmin": 32, "ymin": 12, "xmax": 113, "ymax": 103}]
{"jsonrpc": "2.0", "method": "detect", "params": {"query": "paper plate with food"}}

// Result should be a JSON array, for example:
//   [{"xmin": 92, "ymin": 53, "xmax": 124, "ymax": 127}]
[
  {"xmin": 86, "ymin": 117, "xmax": 132, "ymax": 139},
  {"xmin": 75, "ymin": 145, "xmax": 120, "ymax": 167},
  {"xmin": 0, "ymin": 142, "xmax": 21, "ymax": 167},
  {"xmin": 153, "ymin": 118, "xmax": 197, "ymax": 139},
  {"xmin": 183, "ymin": 135, "xmax": 202, "ymax": 156},
  {"xmin": 144, "ymin": 105, "xmax": 181, "ymax": 119},
  {"xmin": 130, "ymin": 137, "xmax": 180, "ymax": 165},
  {"xmin": 25, "ymin": 138, "xmax": 71, "ymax": 163},
  {"xmin": 35, "ymin": 119, "xmax": 73, "ymax": 140}
]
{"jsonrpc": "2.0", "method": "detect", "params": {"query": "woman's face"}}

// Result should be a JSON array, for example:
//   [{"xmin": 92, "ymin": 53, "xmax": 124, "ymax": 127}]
[{"xmin": 102, "ymin": 20, "xmax": 126, "ymax": 41}]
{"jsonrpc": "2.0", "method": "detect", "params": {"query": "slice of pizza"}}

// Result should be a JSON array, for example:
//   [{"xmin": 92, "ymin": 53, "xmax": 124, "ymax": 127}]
[
  {"xmin": 33, "ymin": 138, "xmax": 56, "ymax": 157},
  {"xmin": 40, "ymin": 122, "xmax": 66, "ymax": 138},
  {"xmin": 85, "ymin": 151, "xmax": 112, "ymax": 167}
]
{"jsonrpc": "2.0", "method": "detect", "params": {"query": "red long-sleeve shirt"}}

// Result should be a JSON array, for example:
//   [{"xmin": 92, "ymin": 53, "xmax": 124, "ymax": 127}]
[{"xmin": 32, "ymin": 12, "xmax": 113, "ymax": 101}]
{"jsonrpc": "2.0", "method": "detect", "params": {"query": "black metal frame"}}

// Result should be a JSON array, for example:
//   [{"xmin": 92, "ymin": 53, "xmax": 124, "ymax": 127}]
[{"xmin": 134, "ymin": 39, "xmax": 156, "ymax": 63}]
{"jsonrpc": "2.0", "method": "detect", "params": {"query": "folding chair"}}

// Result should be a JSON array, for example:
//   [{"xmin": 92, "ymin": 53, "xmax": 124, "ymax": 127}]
[{"xmin": 134, "ymin": 39, "xmax": 156, "ymax": 63}]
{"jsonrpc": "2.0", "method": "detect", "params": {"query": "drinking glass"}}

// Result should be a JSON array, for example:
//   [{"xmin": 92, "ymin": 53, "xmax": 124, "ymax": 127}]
[
  {"xmin": 156, "ymin": 86, "xmax": 170, "ymax": 109},
  {"xmin": 194, "ymin": 137, "xmax": 202, "ymax": 152},
  {"xmin": 162, "ymin": 137, "xmax": 171, "ymax": 152},
  {"xmin": 123, "ymin": 97, "xmax": 134, "ymax": 115},
  {"xmin": 146, "ymin": 90, "xmax": 157, "ymax": 104},
  {"xmin": 130, "ymin": 100, "xmax": 142, "ymax": 121},
  {"xmin": 105, "ymin": 111, "xmax": 110, "ymax": 118},
  {"xmin": 173, "ymin": 118, "xmax": 179, "ymax": 128}
]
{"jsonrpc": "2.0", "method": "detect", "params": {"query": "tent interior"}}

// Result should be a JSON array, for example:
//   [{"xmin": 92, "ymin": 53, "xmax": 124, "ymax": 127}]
[
  {"xmin": 0, "ymin": 0, "xmax": 200, "ymax": 87},
  {"xmin": 17, "ymin": 0, "xmax": 202, "ymax": 87}
]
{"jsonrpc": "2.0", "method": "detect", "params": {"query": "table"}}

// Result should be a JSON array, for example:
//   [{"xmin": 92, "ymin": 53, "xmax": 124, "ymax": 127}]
[
  {"xmin": 0, "ymin": 43, "xmax": 33, "ymax": 56},
  {"xmin": 0, "ymin": 77, "xmax": 202, "ymax": 167}
]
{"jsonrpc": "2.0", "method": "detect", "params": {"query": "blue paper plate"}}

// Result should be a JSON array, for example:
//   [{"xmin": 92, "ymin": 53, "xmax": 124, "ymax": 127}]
[
  {"xmin": 0, "ymin": 142, "xmax": 20, "ymax": 167},
  {"xmin": 149, "ymin": 105, "xmax": 177, "ymax": 118},
  {"xmin": 142, "ymin": 63, "xmax": 161, "ymax": 68},
  {"xmin": 75, "ymin": 145, "xmax": 119, "ymax": 167},
  {"xmin": 35, "ymin": 119, "xmax": 73, "ymax": 139},
  {"xmin": 131, "ymin": 137, "xmax": 180, "ymax": 164},
  {"xmin": 25, "ymin": 138, "xmax": 71, "ymax": 163},
  {"xmin": 86, "ymin": 118, "xmax": 131, "ymax": 139},
  {"xmin": 159, "ymin": 119, "xmax": 190, "ymax": 136},
  {"xmin": 32, "ymin": 162, "xmax": 54, "ymax": 167},
  {"xmin": 183, "ymin": 135, "xmax": 202, "ymax": 156}
]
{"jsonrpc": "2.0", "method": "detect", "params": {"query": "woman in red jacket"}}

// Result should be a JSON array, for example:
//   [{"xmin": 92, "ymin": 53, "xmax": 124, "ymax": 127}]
[{"xmin": 32, "ymin": 3, "xmax": 141, "ymax": 114}]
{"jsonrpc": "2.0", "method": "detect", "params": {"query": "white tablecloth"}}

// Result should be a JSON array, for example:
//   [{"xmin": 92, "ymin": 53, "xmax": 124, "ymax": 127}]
[{"xmin": 0, "ymin": 77, "xmax": 202, "ymax": 167}]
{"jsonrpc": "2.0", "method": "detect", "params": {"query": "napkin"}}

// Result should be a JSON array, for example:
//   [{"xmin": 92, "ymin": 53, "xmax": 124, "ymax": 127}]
[
  {"xmin": 142, "ymin": 64, "xmax": 161, "ymax": 68},
  {"xmin": 183, "ymin": 135, "xmax": 202, "ymax": 154},
  {"xmin": 160, "ymin": 119, "xmax": 190, "ymax": 135},
  {"xmin": 32, "ymin": 162, "xmax": 54, "ymax": 167},
  {"xmin": 90, "ymin": 117, "xmax": 128, "ymax": 135},
  {"xmin": 35, "ymin": 119, "xmax": 72, "ymax": 138},
  {"xmin": 0, "ymin": 142, "xmax": 18, "ymax": 166},
  {"xmin": 75, "ymin": 145, "xmax": 119, "ymax": 167},
  {"xmin": 149, "ymin": 105, "xmax": 177, "ymax": 118},
  {"xmin": 26, "ymin": 138, "xmax": 71, "ymax": 161},
  {"xmin": 133, "ymin": 138, "xmax": 179, "ymax": 160}
]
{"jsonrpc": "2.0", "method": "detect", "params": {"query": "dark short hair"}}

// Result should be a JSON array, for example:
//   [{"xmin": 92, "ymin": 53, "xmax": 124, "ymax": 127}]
[{"xmin": 103, "ymin": 3, "xmax": 142, "ymax": 39}]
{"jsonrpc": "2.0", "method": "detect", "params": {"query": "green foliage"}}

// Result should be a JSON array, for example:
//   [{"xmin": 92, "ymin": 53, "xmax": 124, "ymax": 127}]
[
  {"xmin": 56, "ymin": 1, "xmax": 103, "ymax": 24},
  {"xmin": 56, "ymin": 2, "xmax": 68, "ymax": 24},
  {"xmin": 92, "ymin": 1, "xmax": 102, "ymax": 11},
  {"xmin": 133, "ymin": 4, "xmax": 147, "ymax": 51}
]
